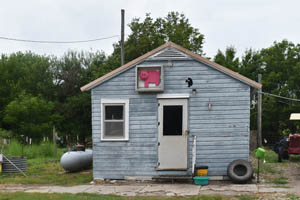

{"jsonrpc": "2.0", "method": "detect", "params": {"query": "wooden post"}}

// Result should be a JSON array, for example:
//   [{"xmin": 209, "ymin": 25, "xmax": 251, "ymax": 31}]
[
  {"xmin": 121, "ymin": 9, "xmax": 125, "ymax": 66},
  {"xmin": 52, "ymin": 126, "xmax": 56, "ymax": 144},
  {"xmin": 257, "ymin": 74, "xmax": 262, "ymax": 147}
]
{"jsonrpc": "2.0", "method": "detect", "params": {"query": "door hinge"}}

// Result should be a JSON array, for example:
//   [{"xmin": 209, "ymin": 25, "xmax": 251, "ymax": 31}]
[
  {"xmin": 157, "ymin": 162, "xmax": 160, "ymax": 166},
  {"xmin": 158, "ymin": 122, "xmax": 160, "ymax": 126},
  {"xmin": 158, "ymin": 142, "xmax": 160, "ymax": 146},
  {"xmin": 158, "ymin": 103, "xmax": 160, "ymax": 106}
]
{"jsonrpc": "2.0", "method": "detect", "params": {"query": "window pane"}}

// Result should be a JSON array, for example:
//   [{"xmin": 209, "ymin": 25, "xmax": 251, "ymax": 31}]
[
  {"xmin": 163, "ymin": 106, "xmax": 182, "ymax": 136},
  {"xmin": 105, "ymin": 105, "xmax": 123, "ymax": 120},
  {"xmin": 104, "ymin": 122, "xmax": 124, "ymax": 138}
]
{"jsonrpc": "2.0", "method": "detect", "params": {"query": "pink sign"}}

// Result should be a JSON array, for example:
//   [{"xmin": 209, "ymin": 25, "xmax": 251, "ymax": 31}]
[{"xmin": 139, "ymin": 70, "xmax": 161, "ymax": 88}]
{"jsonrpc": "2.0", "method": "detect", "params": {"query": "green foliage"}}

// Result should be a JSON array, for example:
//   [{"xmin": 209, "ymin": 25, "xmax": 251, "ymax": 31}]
[
  {"xmin": 214, "ymin": 46, "xmax": 240, "ymax": 71},
  {"xmin": 2, "ymin": 140, "xmax": 59, "ymax": 159},
  {"xmin": 0, "ymin": 128, "xmax": 12, "ymax": 138},
  {"xmin": 235, "ymin": 195, "xmax": 257, "ymax": 200},
  {"xmin": 263, "ymin": 148, "xmax": 278, "ymax": 163},
  {"xmin": 0, "ymin": 12, "xmax": 299, "ymax": 146},
  {"xmin": 3, "ymin": 93, "xmax": 55, "ymax": 141},
  {"xmin": 266, "ymin": 176, "xmax": 289, "ymax": 185},
  {"xmin": 285, "ymin": 194, "xmax": 300, "ymax": 200},
  {"xmin": 0, "ymin": 193, "xmax": 242, "ymax": 200},
  {"xmin": 0, "ymin": 52, "xmax": 55, "ymax": 128},
  {"xmin": 111, "ymin": 12, "xmax": 205, "ymax": 66},
  {"xmin": 214, "ymin": 40, "xmax": 300, "ymax": 143},
  {"xmin": 58, "ymin": 92, "xmax": 91, "ymax": 141},
  {"xmin": 0, "ymin": 193, "xmax": 105, "ymax": 200}
]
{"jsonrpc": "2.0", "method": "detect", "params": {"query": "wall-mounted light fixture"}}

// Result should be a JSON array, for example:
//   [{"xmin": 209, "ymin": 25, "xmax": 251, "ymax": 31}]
[
  {"xmin": 208, "ymin": 98, "xmax": 212, "ymax": 111},
  {"xmin": 192, "ymin": 88, "xmax": 197, "ymax": 95},
  {"xmin": 167, "ymin": 60, "xmax": 173, "ymax": 67}
]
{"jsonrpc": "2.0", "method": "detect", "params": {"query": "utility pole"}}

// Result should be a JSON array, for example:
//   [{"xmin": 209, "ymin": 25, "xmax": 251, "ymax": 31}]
[
  {"xmin": 121, "ymin": 9, "xmax": 125, "ymax": 66},
  {"xmin": 257, "ymin": 74, "xmax": 262, "ymax": 147},
  {"xmin": 257, "ymin": 74, "xmax": 262, "ymax": 184}
]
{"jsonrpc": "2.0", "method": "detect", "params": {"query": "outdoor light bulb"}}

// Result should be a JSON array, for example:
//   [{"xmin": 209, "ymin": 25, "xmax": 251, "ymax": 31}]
[
  {"xmin": 208, "ymin": 103, "xmax": 212, "ymax": 110},
  {"xmin": 192, "ymin": 89, "xmax": 197, "ymax": 95}
]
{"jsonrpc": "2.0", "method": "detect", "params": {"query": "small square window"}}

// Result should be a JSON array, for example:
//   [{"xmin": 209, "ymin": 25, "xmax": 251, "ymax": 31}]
[{"xmin": 101, "ymin": 99, "xmax": 129, "ymax": 141}]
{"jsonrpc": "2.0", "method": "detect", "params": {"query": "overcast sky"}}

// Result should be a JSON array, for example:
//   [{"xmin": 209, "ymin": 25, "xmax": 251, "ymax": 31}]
[{"xmin": 0, "ymin": 0, "xmax": 299, "ymax": 59}]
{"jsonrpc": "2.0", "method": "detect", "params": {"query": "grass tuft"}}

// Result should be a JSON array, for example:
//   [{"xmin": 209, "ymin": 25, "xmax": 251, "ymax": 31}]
[
  {"xmin": 236, "ymin": 195, "xmax": 257, "ymax": 200},
  {"xmin": 266, "ymin": 176, "xmax": 288, "ymax": 185},
  {"xmin": 1, "ymin": 140, "xmax": 63, "ymax": 159}
]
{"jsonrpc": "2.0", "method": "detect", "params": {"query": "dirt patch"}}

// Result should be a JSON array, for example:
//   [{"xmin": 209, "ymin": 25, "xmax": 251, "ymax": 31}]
[{"xmin": 251, "ymin": 150, "xmax": 300, "ymax": 194}]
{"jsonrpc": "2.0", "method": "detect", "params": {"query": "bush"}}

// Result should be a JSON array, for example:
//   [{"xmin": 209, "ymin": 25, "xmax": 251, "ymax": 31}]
[{"xmin": 2, "ymin": 140, "xmax": 59, "ymax": 159}]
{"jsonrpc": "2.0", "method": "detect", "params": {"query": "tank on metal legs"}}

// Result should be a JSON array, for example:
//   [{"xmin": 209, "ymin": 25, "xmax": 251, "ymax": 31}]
[{"xmin": 60, "ymin": 149, "xmax": 92, "ymax": 172}]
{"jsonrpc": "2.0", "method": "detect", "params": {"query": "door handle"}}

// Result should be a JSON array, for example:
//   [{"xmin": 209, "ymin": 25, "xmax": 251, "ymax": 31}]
[{"xmin": 184, "ymin": 130, "xmax": 189, "ymax": 136}]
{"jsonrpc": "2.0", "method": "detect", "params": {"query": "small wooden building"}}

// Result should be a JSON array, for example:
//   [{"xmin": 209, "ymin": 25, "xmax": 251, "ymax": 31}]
[{"xmin": 81, "ymin": 42, "xmax": 261, "ymax": 180}]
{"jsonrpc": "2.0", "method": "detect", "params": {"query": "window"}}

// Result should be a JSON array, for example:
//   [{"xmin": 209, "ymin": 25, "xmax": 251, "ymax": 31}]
[
  {"xmin": 163, "ymin": 105, "xmax": 183, "ymax": 136},
  {"xmin": 101, "ymin": 99, "xmax": 129, "ymax": 141}
]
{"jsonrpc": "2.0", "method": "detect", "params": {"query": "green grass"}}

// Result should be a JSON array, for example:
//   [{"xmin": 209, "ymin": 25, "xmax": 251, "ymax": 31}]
[
  {"xmin": 262, "ymin": 148, "xmax": 278, "ymax": 163},
  {"xmin": 0, "ymin": 193, "xmax": 249, "ymax": 200},
  {"xmin": 0, "ymin": 193, "xmax": 115, "ymax": 200},
  {"xmin": 0, "ymin": 140, "xmax": 84, "ymax": 185},
  {"xmin": 290, "ymin": 154, "xmax": 300, "ymax": 162},
  {"xmin": 235, "ymin": 195, "xmax": 257, "ymax": 200},
  {"xmin": 1, "ymin": 140, "xmax": 64, "ymax": 159},
  {"xmin": 286, "ymin": 194, "xmax": 300, "ymax": 200},
  {"xmin": 0, "ymin": 158, "xmax": 92, "ymax": 186},
  {"xmin": 266, "ymin": 176, "xmax": 288, "ymax": 185}
]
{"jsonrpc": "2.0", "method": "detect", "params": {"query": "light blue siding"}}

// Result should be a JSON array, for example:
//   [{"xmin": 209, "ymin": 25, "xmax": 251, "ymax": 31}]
[{"xmin": 91, "ymin": 59, "xmax": 250, "ymax": 179}]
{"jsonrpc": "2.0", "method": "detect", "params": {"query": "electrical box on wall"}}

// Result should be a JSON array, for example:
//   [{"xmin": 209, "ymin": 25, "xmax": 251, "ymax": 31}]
[{"xmin": 136, "ymin": 65, "xmax": 164, "ymax": 92}]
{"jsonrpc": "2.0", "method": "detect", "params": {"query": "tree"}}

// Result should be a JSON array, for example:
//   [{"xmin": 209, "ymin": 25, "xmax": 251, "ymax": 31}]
[
  {"xmin": 258, "ymin": 40, "xmax": 300, "ymax": 142},
  {"xmin": 3, "ymin": 93, "xmax": 55, "ymax": 142},
  {"xmin": 58, "ymin": 93, "xmax": 91, "ymax": 143},
  {"xmin": 110, "ymin": 12, "xmax": 205, "ymax": 67},
  {"xmin": 51, "ymin": 50, "xmax": 107, "ymax": 142},
  {"xmin": 214, "ymin": 46, "xmax": 239, "ymax": 72},
  {"xmin": 239, "ymin": 49, "xmax": 263, "ymax": 81},
  {"xmin": 0, "ymin": 52, "xmax": 56, "ymax": 130}
]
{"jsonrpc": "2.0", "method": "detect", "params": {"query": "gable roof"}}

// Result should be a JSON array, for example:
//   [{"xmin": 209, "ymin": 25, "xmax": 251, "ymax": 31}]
[{"xmin": 81, "ymin": 42, "xmax": 262, "ymax": 91}]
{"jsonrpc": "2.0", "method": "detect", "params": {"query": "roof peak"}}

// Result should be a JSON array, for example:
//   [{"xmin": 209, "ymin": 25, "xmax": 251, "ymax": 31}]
[{"xmin": 81, "ymin": 42, "xmax": 261, "ymax": 91}]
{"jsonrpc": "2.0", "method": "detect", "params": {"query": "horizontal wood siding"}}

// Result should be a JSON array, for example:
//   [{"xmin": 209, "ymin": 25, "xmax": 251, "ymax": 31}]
[{"xmin": 91, "ymin": 59, "xmax": 250, "ymax": 179}]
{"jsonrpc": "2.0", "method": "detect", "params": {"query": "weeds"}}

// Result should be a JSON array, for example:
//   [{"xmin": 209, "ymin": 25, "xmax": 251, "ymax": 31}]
[
  {"xmin": 1, "ymin": 140, "xmax": 64, "ymax": 159},
  {"xmin": 236, "ymin": 195, "xmax": 257, "ymax": 200},
  {"xmin": 286, "ymin": 194, "xmax": 300, "ymax": 200},
  {"xmin": 266, "ymin": 176, "xmax": 288, "ymax": 185}
]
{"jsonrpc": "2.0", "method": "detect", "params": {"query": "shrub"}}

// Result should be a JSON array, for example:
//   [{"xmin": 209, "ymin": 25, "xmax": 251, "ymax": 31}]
[{"xmin": 2, "ymin": 140, "xmax": 59, "ymax": 159}]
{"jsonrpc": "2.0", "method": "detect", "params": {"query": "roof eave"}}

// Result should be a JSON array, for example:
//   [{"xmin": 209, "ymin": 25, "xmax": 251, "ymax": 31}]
[{"xmin": 81, "ymin": 41, "xmax": 262, "ymax": 91}]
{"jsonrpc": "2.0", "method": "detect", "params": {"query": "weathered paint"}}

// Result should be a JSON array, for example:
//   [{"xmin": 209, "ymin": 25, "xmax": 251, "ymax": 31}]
[{"xmin": 91, "ymin": 56, "xmax": 250, "ymax": 179}]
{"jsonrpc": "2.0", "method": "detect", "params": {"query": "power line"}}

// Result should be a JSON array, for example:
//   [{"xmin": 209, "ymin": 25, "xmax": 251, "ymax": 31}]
[
  {"xmin": 259, "ymin": 91, "xmax": 300, "ymax": 102},
  {"xmin": 0, "ymin": 35, "xmax": 119, "ymax": 44}
]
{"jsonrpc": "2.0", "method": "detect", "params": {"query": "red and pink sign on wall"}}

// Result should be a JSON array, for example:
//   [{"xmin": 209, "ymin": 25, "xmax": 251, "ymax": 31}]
[{"xmin": 136, "ymin": 66, "xmax": 163, "ymax": 92}]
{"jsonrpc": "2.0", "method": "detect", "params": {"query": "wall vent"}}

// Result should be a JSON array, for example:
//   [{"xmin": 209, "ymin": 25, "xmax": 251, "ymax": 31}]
[{"xmin": 149, "ymin": 47, "xmax": 190, "ymax": 60}]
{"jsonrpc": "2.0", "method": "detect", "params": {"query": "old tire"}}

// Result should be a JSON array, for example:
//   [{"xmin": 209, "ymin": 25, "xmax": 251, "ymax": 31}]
[{"xmin": 227, "ymin": 160, "xmax": 253, "ymax": 184}]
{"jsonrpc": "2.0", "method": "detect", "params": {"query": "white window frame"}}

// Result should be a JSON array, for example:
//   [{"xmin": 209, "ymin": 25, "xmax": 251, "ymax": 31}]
[{"xmin": 101, "ymin": 99, "xmax": 129, "ymax": 141}]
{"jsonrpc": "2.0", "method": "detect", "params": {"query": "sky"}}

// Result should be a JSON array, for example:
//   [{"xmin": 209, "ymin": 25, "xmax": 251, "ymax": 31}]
[{"xmin": 0, "ymin": 0, "xmax": 300, "ymax": 59}]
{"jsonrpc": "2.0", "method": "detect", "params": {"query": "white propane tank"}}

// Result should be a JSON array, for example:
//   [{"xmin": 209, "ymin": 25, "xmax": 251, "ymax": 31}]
[{"xmin": 60, "ymin": 149, "xmax": 92, "ymax": 172}]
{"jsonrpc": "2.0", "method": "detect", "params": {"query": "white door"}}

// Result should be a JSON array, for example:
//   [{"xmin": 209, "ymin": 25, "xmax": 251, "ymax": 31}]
[{"xmin": 157, "ymin": 98, "xmax": 188, "ymax": 170}]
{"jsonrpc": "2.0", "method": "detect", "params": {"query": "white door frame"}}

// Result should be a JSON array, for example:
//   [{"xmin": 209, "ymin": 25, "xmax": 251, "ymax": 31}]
[{"xmin": 157, "ymin": 97, "xmax": 188, "ymax": 170}]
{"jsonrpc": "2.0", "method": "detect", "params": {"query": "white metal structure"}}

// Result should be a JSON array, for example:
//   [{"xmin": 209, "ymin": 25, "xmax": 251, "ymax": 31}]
[{"xmin": 290, "ymin": 113, "xmax": 300, "ymax": 120}]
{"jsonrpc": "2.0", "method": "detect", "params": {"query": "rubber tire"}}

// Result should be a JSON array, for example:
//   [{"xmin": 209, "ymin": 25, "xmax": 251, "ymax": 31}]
[{"xmin": 227, "ymin": 160, "xmax": 253, "ymax": 184}]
